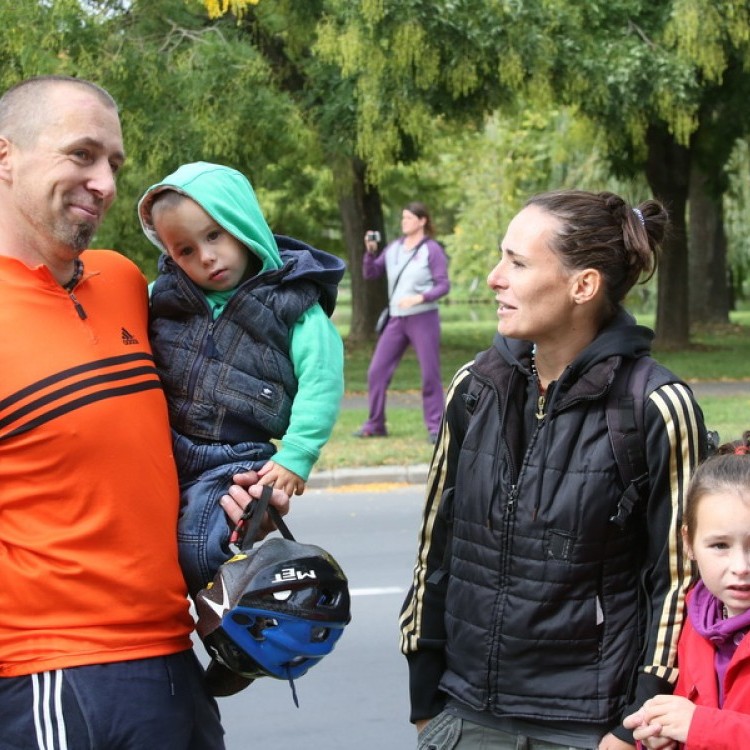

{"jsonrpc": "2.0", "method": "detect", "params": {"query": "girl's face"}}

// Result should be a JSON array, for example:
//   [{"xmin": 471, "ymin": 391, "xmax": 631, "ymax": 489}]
[
  {"xmin": 153, "ymin": 198, "xmax": 249, "ymax": 292},
  {"xmin": 685, "ymin": 489, "xmax": 750, "ymax": 617},
  {"xmin": 487, "ymin": 204, "xmax": 580, "ymax": 344}
]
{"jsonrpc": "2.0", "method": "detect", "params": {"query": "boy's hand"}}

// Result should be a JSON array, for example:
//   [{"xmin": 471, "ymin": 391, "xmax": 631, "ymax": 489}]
[{"xmin": 257, "ymin": 460, "xmax": 306, "ymax": 497}]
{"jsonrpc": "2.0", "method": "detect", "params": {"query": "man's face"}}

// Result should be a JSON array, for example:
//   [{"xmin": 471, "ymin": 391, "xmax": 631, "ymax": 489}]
[{"xmin": 7, "ymin": 85, "xmax": 124, "ymax": 264}]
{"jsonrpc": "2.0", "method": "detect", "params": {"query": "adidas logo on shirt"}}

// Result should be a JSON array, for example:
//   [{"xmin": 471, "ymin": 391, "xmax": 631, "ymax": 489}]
[{"xmin": 121, "ymin": 328, "xmax": 140, "ymax": 346}]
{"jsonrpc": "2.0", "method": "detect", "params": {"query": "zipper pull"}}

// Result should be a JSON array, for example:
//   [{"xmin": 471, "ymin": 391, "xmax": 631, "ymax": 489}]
[
  {"xmin": 535, "ymin": 394, "xmax": 546, "ymax": 421},
  {"xmin": 203, "ymin": 325, "xmax": 220, "ymax": 358},
  {"xmin": 68, "ymin": 292, "xmax": 87, "ymax": 320},
  {"xmin": 507, "ymin": 485, "xmax": 518, "ymax": 512}
]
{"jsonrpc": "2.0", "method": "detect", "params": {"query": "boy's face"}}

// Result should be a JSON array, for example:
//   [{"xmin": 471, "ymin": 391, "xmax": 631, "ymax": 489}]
[{"xmin": 153, "ymin": 197, "xmax": 250, "ymax": 292}]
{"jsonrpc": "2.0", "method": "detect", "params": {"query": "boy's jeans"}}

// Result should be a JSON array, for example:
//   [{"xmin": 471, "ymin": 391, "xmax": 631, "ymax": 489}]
[{"xmin": 172, "ymin": 432, "xmax": 275, "ymax": 598}]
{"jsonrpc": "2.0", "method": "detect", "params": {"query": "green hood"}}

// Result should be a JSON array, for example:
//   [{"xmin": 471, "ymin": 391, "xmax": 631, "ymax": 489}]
[{"xmin": 138, "ymin": 161, "xmax": 281, "ymax": 272}]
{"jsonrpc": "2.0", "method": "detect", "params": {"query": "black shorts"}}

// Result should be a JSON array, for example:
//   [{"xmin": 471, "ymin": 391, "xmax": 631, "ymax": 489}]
[{"xmin": 0, "ymin": 650, "xmax": 224, "ymax": 750}]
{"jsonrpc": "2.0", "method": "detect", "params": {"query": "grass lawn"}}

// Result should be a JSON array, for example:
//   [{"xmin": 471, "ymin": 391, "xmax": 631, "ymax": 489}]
[{"xmin": 315, "ymin": 305, "xmax": 750, "ymax": 470}]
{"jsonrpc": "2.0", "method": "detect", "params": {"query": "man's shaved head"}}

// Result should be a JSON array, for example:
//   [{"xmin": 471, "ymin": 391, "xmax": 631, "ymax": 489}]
[{"xmin": 0, "ymin": 75, "xmax": 119, "ymax": 148}]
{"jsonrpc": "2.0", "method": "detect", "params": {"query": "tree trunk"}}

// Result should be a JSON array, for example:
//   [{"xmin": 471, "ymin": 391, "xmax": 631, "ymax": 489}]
[
  {"xmin": 644, "ymin": 125, "xmax": 691, "ymax": 348},
  {"xmin": 688, "ymin": 163, "xmax": 731, "ymax": 326},
  {"xmin": 334, "ymin": 156, "xmax": 387, "ymax": 344}
]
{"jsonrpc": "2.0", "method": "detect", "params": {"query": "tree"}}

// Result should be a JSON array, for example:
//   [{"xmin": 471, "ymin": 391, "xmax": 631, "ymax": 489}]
[
  {"xmin": 273, "ymin": 0, "xmax": 750, "ymax": 344},
  {"xmin": 538, "ymin": 0, "xmax": 750, "ymax": 344},
  {"xmin": 200, "ymin": 0, "xmax": 556, "ymax": 341},
  {"xmin": 0, "ymin": 1, "xmax": 333, "ymax": 278}
]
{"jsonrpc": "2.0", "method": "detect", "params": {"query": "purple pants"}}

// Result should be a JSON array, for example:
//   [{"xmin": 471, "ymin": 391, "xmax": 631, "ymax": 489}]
[{"xmin": 362, "ymin": 309, "xmax": 444, "ymax": 435}]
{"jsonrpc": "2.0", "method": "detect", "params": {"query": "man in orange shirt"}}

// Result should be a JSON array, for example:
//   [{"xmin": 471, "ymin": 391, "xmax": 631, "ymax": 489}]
[{"xmin": 0, "ymin": 75, "xmax": 288, "ymax": 750}]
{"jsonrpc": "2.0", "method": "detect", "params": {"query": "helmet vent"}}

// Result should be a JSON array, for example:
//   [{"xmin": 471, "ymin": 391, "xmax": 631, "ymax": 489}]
[
  {"xmin": 228, "ymin": 613, "xmax": 281, "ymax": 641},
  {"xmin": 317, "ymin": 589, "xmax": 337, "ymax": 607},
  {"xmin": 310, "ymin": 626, "xmax": 330, "ymax": 643}
]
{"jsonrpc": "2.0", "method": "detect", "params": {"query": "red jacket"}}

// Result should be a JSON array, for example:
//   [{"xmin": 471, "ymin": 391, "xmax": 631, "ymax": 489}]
[{"xmin": 674, "ymin": 602, "xmax": 750, "ymax": 749}]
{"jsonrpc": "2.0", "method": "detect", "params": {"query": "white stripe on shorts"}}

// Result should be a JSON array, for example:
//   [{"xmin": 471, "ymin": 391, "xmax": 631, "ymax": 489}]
[{"xmin": 31, "ymin": 671, "xmax": 68, "ymax": 750}]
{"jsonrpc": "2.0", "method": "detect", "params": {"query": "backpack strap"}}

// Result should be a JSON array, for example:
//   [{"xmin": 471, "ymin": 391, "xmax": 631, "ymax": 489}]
[
  {"xmin": 462, "ymin": 374, "xmax": 486, "ymax": 416},
  {"xmin": 606, "ymin": 356, "xmax": 654, "ymax": 529},
  {"xmin": 427, "ymin": 373, "xmax": 487, "ymax": 588}
]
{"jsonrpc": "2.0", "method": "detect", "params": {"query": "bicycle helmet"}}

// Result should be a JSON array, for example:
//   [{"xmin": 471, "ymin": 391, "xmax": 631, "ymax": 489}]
[{"xmin": 195, "ymin": 488, "xmax": 351, "ymax": 688}]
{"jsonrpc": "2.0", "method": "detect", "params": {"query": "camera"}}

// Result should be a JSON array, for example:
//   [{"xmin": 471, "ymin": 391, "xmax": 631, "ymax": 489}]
[{"xmin": 365, "ymin": 230, "xmax": 381, "ymax": 243}]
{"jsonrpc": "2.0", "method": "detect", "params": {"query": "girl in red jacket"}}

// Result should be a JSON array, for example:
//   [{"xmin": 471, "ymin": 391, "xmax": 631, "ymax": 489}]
[{"xmin": 624, "ymin": 432, "xmax": 750, "ymax": 750}]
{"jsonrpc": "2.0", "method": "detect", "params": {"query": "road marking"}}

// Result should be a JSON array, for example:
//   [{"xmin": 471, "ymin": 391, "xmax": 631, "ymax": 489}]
[{"xmin": 350, "ymin": 586, "xmax": 405, "ymax": 596}]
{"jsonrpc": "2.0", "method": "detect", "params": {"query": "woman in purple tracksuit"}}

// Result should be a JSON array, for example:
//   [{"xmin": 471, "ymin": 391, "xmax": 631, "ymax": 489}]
[{"xmin": 355, "ymin": 201, "xmax": 450, "ymax": 444}]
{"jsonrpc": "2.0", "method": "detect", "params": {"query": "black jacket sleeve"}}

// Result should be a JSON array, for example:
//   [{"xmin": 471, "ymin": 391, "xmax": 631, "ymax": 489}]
[
  {"xmin": 611, "ymin": 381, "xmax": 707, "ymax": 743},
  {"xmin": 398, "ymin": 365, "xmax": 473, "ymax": 723}
]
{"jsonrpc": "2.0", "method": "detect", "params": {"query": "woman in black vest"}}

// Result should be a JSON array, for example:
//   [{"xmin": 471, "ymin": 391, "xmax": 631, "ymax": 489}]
[{"xmin": 400, "ymin": 189, "xmax": 708, "ymax": 750}]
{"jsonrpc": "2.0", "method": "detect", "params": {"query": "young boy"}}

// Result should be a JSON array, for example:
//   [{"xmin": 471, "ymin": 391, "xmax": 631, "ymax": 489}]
[{"xmin": 138, "ymin": 162, "xmax": 345, "ymax": 601}]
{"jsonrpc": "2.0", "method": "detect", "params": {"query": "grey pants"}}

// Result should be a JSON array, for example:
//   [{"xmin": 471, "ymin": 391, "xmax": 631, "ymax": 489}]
[{"xmin": 417, "ymin": 712, "xmax": 597, "ymax": 750}]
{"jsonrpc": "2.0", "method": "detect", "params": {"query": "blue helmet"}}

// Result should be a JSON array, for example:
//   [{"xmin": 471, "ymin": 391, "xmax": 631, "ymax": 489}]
[{"xmin": 195, "ymin": 536, "xmax": 351, "ymax": 682}]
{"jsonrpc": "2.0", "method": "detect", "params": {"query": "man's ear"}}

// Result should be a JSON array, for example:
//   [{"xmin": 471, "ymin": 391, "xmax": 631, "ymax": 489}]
[
  {"xmin": 0, "ymin": 136, "xmax": 13, "ymax": 183},
  {"xmin": 570, "ymin": 267, "xmax": 601, "ymax": 305}
]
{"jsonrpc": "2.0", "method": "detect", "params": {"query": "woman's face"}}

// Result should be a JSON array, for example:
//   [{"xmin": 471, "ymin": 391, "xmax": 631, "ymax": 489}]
[
  {"xmin": 487, "ymin": 204, "xmax": 580, "ymax": 343},
  {"xmin": 401, "ymin": 209, "xmax": 425, "ymax": 236}
]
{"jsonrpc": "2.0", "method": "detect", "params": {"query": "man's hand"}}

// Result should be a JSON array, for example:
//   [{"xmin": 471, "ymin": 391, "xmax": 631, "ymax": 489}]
[{"xmin": 219, "ymin": 470, "xmax": 291, "ymax": 538}]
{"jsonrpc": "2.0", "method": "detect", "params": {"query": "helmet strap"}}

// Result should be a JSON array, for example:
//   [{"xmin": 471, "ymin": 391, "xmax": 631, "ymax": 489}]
[
  {"xmin": 286, "ymin": 667, "xmax": 300, "ymax": 708},
  {"xmin": 230, "ymin": 484, "xmax": 295, "ymax": 554}
]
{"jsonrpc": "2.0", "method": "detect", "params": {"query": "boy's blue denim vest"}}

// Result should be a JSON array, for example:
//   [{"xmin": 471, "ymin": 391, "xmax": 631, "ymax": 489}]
[
  {"xmin": 150, "ymin": 262, "xmax": 321, "ymax": 596},
  {"xmin": 149, "ymin": 261, "xmax": 320, "ymax": 446}
]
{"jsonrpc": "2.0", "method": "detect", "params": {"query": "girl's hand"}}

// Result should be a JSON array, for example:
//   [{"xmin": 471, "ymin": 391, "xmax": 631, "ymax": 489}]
[
  {"xmin": 623, "ymin": 695, "xmax": 693, "ymax": 748},
  {"xmin": 625, "ymin": 695, "xmax": 694, "ymax": 744}
]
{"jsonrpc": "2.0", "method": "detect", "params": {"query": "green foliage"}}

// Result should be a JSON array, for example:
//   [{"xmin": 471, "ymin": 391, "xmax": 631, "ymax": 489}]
[
  {"xmin": 5, "ymin": 0, "xmax": 750, "ymax": 323},
  {"xmin": 314, "ymin": 0, "xmax": 553, "ymax": 182},
  {"xmin": 722, "ymin": 138, "xmax": 750, "ymax": 302},
  {"xmin": 0, "ymin": 0, "xmax": 337, "ymax": 274},
  {"xmin": 384, "ymin": 105, "xmax": 652, "ymax": 294}
]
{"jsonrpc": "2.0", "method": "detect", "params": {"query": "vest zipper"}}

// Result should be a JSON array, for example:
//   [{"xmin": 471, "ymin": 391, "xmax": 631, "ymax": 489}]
[
  {"xmin": 485, "ymin": 483, "xmax": 518, "ymax": 709},
  {"xmin": 176, "ymin": 321, "xmax": 215, "ymax": 427}
]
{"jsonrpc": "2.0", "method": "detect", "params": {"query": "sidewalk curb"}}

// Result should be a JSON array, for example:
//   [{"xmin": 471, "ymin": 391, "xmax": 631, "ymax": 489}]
[{"xmin": 308, "ymin": 463, "xmax": 431, "ymax": 489}]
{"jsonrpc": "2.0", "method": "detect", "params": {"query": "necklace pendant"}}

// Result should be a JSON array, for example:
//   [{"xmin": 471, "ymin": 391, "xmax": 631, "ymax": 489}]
[{"xmin": 535, "ymin": 394, "xmax": 546, "ymax": 421}]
